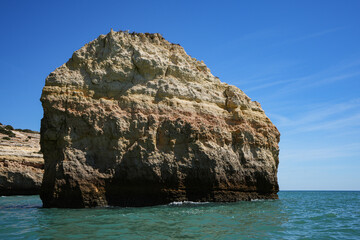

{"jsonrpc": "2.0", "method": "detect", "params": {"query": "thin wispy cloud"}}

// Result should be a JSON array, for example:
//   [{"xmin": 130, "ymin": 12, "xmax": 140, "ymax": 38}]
[
  {"xmin": 292, "ymin": 113, "xmax": 360, "ymax": 133},
  {"xmin": 243, "ymin": 59, "xmax": 360, "ymax": 97},
  {"xmin": 276, "ymin": 71, "xmax": 360, "ymax": 95},
  {"xmin": 273, "ymin": 27, "xmax": 344, "ymax": 46},
  {"xmin": 269, "ymin": 98, "xmax": 360, "ymax": 142},
  {"xmin": 271, "ymin": 98, "xmax": 360, "ymax": 127},
  {"xmin": 233, "ymin": 60, "xmax": 300, "ymax": 88},
  {"xmin": 220, "ymin": 28, "xmax": 279, "ymax": 49},
  {"xmin": 281, "ymin": 142, "xmax": 360, "ymax": 162},
  {"xmin": 306, "ymin": 71, "xmax": 360, "ymax": 88},
  {"xmin": 237, "ymin": 76, "xmax": 278, "ymax": 86},
  {"xmin": 245, "ymin": 79, "xmax": 292, "ymax": 91}
]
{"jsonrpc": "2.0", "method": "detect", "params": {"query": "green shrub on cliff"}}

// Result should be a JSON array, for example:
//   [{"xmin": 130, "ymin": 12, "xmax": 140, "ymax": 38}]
[
  {"xmin": 0, "ymin": 126, "xmax": 16, "ymax": 138},
  {"xmin": 4, "ymin": 125, "xmax": 14, "ymax": 130},
  {"xmin": 16, "ymin": 128, "xmax": 38, "ymax": 134}
]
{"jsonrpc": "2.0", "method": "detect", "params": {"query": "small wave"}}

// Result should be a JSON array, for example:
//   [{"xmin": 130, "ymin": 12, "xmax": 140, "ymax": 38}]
[
  {"xmin": 250, "ymin": 199, "xmax": 266, "ymax": 202},
  {"xmin": 169, "ymin": 201, "xmax": 210, "ymax": 205}
]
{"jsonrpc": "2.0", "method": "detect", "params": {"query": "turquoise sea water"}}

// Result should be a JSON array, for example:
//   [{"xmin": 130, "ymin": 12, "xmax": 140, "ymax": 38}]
[{"xmin": 0, "ymin": 191, "xmax": 359, "ymax": 239}]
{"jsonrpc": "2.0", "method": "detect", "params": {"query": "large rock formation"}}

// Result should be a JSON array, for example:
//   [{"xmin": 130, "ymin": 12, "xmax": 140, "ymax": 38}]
[
  {"xmin": 40, "ymin": 30, "xmax": 280, "ymax": 208},
  {"xmin": 0, "ymin": 124, "xmax": 44, "ymax": 195}
]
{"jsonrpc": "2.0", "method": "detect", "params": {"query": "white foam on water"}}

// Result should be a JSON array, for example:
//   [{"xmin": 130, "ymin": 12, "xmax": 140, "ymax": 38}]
[
  {"xmin": 169, "ymin": 201, "xmax": 210, "ymax": 205},
  {"xmin": 250, "ymin": 199, "xmax": 266, "ymax": 202}
]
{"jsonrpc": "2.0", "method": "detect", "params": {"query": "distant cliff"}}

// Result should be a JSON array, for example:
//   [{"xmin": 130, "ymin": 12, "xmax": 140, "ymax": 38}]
[
  {"xmin": 40, "ymin": 30, "xmax": 280, "ymax": 208},
  {"xmin": 0, "ymin": 123, "xmax": 44, "ymax": 195}
]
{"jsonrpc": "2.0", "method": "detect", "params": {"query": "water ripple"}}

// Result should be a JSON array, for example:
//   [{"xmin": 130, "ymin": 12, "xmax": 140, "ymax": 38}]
[{"xmin": 0, "ymin": 192, "xmax": 359, "ymax": 239}]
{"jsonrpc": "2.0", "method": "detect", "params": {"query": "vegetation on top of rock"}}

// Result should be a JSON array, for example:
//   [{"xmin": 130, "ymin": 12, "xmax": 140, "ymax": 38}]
[
  {"xmin": 4, "ymin": 125, "xmax": 14, "ymax": 130},
  {"xmin": 0, "ymin": 126, "xmax": 15, "ymax": 138},
  {"xmin": 15, "ymin": 129, "xmax": 39, "ymax": 134},
  {"xmin": 0, "ymin": 122, "xmax": 39, "ymax": 135}
]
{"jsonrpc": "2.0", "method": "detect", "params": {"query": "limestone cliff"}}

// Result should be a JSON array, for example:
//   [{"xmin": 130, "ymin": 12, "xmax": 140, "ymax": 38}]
[
  {"xmin": 40, "ymin": 30, "xmax": 280, "ymax": 208},
  {"xmin": 0, "ymin": 124, "xmax": 44, "ymax": 195}
]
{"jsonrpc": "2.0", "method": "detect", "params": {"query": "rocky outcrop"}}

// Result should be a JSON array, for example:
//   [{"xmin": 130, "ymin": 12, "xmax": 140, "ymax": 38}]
[
  {"xmin": 40, "ymin": 30, "xmax": 280, "ymax": 208},
  {"xmin": 0, "ymin": 124, "xmax": 44, "ymax": 195}
]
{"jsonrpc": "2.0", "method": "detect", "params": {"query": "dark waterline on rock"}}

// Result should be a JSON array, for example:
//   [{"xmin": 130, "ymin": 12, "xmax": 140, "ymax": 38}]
[{"xmin": 1, "ymin": 191, "xmax": 360, "ymax": 239}]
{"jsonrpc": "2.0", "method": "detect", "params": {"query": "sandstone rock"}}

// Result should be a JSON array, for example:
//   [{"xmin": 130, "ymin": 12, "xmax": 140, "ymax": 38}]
[
  {"xmin": 40, "ymin": 30, "xmax": 280, "ymax": 208},
  {"xmin": 0, "ymin": 124, "xmax": 44, "ymax": 195}
]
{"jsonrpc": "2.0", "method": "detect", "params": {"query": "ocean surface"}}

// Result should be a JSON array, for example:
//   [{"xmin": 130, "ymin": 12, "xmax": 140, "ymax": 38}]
[{"xmin": 0, "ymin": 191, "xmax": 359, "ymax": 239}]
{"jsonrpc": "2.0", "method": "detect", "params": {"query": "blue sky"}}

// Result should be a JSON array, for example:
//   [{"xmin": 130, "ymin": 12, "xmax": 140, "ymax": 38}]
[{"xmin": 0, "ymin": 0, "xmax": 359, "ymax": 190}]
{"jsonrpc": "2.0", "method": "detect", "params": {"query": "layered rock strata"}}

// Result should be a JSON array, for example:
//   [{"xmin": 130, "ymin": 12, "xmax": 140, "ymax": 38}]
[
  {"xmin": 0, "ymin": 124, "xmax": 44, "ymax": 195},
  {"xmin": 40, "ymin": 30, "xmax": 280, "ymax": 208}
]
